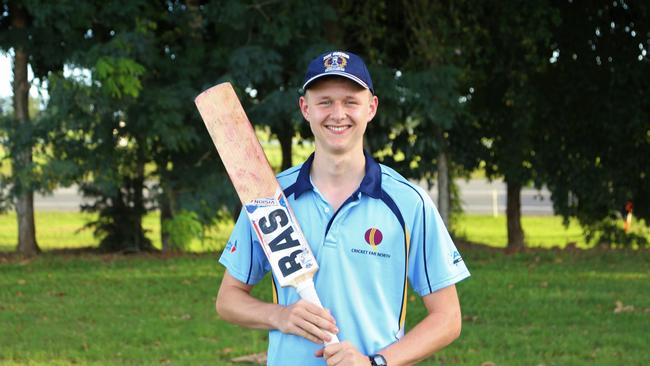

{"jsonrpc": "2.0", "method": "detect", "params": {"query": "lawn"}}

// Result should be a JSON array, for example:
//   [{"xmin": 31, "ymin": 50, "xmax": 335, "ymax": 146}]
[
  {"xmin": 1, "ymin": 211, "xmax": 611, "ymax": 253},
  {"xmin": 0, "ymin": 212, "xmax": 234, "ymax": 253},
  {"xmin": 1, "ymin": 192, "xmax": 648, "ymax": 364},
  {"xmin": 1, "ymin": 247, "xmax": 648, "ymax": 365},
  {"xmin": 454, "ymin": 215, "xmax": 587, "ymax": 248}
]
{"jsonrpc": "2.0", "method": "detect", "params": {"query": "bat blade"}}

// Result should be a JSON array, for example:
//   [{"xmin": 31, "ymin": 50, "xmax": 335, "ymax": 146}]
[
  {"xmin": 194, "ymin": 83, "xmax": 276, "ymax": 202},
  {"xmin": 195, "ymin": 83, "xmax": 339, "ymax": 344}
]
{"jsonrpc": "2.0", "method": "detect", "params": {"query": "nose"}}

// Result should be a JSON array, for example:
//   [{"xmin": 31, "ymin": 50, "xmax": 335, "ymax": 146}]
[{"xmin": 331, "ymin": 101, "xmax": 345, "ymax": 121}]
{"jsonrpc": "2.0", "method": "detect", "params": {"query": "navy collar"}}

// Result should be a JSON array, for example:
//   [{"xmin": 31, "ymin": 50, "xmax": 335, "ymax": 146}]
[{"xmin": 293, "ymin": 151, "xmax": 383, "ymax": 199}]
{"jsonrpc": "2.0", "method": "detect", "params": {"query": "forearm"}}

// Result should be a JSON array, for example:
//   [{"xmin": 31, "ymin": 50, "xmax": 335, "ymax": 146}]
[
  {"xmin": 216, "ymin": 284, "xmax": 282, "ymax": 330},
  {"xmin": 380, "ymin": 310, "xmax": 461, "ymax": 366},
  {"xmin": 216, "ymin": 272, "xmax": 338, "ymax": 344}
]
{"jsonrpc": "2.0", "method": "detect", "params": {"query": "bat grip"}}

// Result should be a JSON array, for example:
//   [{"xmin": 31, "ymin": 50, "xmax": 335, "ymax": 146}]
[{"xmin": 295, "ymin": 280, "xmax": 340, "ymax": 346}]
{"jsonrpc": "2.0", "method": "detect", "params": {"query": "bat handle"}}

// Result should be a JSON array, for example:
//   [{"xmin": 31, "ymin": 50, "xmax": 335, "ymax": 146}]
[{"xmin": 295, "ymin": 280, "xmax": 340, "ymax": 345}]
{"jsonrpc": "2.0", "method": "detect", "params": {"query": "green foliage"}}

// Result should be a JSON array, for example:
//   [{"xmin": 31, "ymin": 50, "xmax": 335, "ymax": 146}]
[
  {"xmin": 1, "ymin": 0, "xmax": 648, "ymax": 254},
  {"xmin": 81, "ymin": 182, "xmax": 153, "ymax": 253},
  {"xmin": 534, "ymin": 2, "xmax": 650, "ymax": 229},
  {"xmin": 161, "ymin": 210, "xmax": 202, "ymax": 251},
  {"xmin": 464, "ymin": 1, "xmax": 560, "ymax": 185},
  {"xmin": 584, "ymin": 216, "xmax": 649, "ymax": 249},
  {"xmin": 94, "ymin": 56, "xmax": 145, "ymax": 98}
]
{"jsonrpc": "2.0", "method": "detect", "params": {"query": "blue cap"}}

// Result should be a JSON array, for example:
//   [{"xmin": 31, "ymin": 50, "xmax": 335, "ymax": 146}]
[{"xmin": 302, "ymin": 51, "xmax": 374, "ymax": 94}]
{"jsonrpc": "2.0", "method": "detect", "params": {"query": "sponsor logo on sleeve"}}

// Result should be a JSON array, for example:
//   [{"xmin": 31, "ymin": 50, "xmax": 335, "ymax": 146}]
[
  {"xmin": 451, "ymin": 250, "xmax": 463, "ymax": 265},
  {"xmin": 225, "ymin": 240, "xmax": 237, "ymax": 254}
]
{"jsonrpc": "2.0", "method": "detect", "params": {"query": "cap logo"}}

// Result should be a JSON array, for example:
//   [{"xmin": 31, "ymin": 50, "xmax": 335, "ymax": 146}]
[
  {"xmin": 364, "ymin": 228, "xmax": 383, "ymax": 251},
  {"xmin": 323, "ymin": 52, "xmax": 349, "ymax": 72}
]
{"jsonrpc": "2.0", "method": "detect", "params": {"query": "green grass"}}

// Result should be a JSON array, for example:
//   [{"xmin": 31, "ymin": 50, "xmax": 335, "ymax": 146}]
[
  {"xmin": 1, "ymin": 248, "xmax": 648, "ymax": 365},
  {"xmin": 454, "ymin": 214, "xmax": 587, "ymax": 248},
  {"xmin": 3, "ymin": 212, "xmax": 648, "ymax": 253},
  {"xmin": 0, "ymin": 212, "xmax": 234, "ymax": 253}
]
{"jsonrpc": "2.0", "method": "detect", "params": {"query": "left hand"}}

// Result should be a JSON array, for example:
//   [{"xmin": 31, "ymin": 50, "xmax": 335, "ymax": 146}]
[{"xmin": 314, "ymin": 341, "xmax": 370, "ymax": 366}]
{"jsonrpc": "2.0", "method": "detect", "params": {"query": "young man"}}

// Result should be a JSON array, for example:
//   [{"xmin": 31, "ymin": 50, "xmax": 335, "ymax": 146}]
[{"xmin": 216, "ymin": 51, "xmax": 470, "ymax": 366}]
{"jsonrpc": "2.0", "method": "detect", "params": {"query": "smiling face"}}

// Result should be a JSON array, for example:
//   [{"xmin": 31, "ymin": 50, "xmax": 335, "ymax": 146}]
[{"xmin": 299, "ymin": 77, "xmax": 378, "ymax": 156}]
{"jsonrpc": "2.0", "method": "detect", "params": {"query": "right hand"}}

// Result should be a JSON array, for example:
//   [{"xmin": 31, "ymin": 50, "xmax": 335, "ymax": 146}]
[{"xmin": 271, "ymin": 299, "xmax": 339, "ymax": 344}]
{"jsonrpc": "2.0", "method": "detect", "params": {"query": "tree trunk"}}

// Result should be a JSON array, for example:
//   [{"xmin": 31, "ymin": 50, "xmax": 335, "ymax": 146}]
[
  {"xmin": 133, "ymin": 145, "xmax": 148, "ymax": 251},
  {"xmin": 275, "ymin": 127, "xmax": 293, "ymax": 171},
  {"xmin": 12, "ymin": 3, "xmax": 39, "ymax": 256},
  {"xmin": 436, "ymin": 129, "xmax": 450, "ymax": 227},
  {"xmin": 506, "ymin": 181, "xmax": 525, "ymax": 252},
  {"xmin": 159, "ymin": 171, "xmax": 176, "ymax": 252}
]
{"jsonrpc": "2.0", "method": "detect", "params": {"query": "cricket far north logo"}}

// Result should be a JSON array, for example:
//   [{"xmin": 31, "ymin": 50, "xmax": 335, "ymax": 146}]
[
  {"xmin": 351, "ymin": 228, "xmax": 391, "ymax": 258},
  {"xmin": 364, "ymin": 228, "xmax": 383, "ymax": 251}
]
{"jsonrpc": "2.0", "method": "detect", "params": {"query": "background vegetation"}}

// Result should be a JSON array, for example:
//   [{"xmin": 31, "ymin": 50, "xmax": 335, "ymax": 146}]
[
  {"xmin": 1, "ymin": 0, "xmax": 648, "ymax": 255},
  {"xmin": 1, "ymin": 1, "xmax": 649, "ymax": 365}
]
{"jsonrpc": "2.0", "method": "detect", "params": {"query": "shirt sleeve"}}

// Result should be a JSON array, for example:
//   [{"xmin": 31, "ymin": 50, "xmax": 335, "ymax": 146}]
[
  {"xmin": 407, "ymin": 190, "xmax": 470, "ymax": 296},
  {"xmin": 219, "ymin": 209, "xmax": 271, "ymax": 285}
]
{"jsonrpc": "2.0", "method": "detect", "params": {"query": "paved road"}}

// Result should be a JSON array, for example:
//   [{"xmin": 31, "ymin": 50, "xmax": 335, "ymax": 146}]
[
  {"xmin": 34, "ymin": 179, "xmax": 554, "ymax": 215},
  {"xmin": 34, "ymin": 186, "xmax": 93, "ymax": 211},
  {"xmin": 426, "ymin": 179, "xmax": 553, "ymax": 215}
]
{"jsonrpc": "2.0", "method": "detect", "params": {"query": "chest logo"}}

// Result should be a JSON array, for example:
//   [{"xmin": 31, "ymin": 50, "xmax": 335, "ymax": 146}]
[{"xmin": 364, "ymin": 228, "xmax": 384, "ymax": 251}]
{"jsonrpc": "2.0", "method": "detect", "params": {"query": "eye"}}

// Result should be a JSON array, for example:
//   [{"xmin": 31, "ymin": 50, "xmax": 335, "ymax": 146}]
[{"xmin": 318, "ymin": 100, "xmax": 331, "ymax": 106}]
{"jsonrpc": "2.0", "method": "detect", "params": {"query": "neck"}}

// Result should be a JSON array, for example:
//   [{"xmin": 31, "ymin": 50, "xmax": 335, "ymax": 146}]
[
  {"xmin": 311, "ymin": 148, "xmax": 365, "ymax": 185},
  {"xmin": 309, "ymin": 148, "xmax": 366, "ymax": 211}
]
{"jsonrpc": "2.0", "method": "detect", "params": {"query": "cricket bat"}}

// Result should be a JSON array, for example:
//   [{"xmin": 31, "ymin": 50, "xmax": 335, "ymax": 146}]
[{"xmin": 195, "ymin": 82, "xmax": 339, "ymax": 345}]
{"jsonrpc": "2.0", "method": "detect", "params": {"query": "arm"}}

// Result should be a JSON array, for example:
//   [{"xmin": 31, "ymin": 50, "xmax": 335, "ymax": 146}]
[
  {"xmin": 215, "ymin": 270, "xmax": 339, "ymax": 344},
  {"xmin": 319, "ymin": 284, "xmax": 462, "ymax": 366},
  {"xmin": 379, "ymin": 284, "xmax": 462, "ymax": 366}
]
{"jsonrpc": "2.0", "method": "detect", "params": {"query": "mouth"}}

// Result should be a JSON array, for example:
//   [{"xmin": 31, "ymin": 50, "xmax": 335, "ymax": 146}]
[{"xmin": 325, "ymin": 125, "xmax": 352, "ymax": 134}]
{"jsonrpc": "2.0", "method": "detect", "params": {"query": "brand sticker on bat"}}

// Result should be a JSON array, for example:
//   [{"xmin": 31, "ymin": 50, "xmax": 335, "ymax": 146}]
[{"xmin": 244, "ymin": 190, "xmax": 318, "ymax": 286}]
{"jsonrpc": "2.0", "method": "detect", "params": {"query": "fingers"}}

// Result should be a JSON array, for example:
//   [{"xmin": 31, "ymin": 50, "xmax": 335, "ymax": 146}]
[
  {"xmin": 304, "ymin": 303, "xmax": 338, "ymax": 334},
  {"xmin": 295, "ymin": 313, "xmax": 334, "ymax": 344},
  {"xmin": 302, "ymin": 300, "xmax": 337, "ymax": 324},
  {"xmin": 276, "ymin": 300, "xmax": 339, "ymax": 344},
  {"xmin": 321, "ymin": 342, "xmax": 368, "ymax": 366}
]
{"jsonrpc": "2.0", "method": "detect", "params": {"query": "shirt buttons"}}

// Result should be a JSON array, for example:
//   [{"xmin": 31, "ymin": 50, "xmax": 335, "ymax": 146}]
[{"xmin": 324, "ymin": 207, "xmax": 330, "ymax": 213}]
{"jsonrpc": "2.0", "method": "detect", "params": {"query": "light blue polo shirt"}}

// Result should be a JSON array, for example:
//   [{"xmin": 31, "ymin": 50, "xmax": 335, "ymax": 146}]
[{"xmin": 219, "ymin": 152, "xmax": 470, "ymax": 366}]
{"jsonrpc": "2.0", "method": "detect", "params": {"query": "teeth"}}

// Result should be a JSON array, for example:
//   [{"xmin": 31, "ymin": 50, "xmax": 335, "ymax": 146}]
[{"xmin": 327, "ymin": 126, "xmax": 348, "ymax": 132}]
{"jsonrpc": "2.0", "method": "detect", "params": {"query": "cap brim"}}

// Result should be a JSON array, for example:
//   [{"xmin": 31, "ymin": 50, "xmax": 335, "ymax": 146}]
[{"xmin": 302, "ymin": 71, "xmax": 370, "ymax": 92}]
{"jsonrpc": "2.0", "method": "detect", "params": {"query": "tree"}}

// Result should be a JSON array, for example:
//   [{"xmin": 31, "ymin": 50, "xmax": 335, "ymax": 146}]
[
  {"xmin": 1, "ymin": 0, "xmax": 117, "ymax": 254},
  {"xmin": 464, "ymin": 2, "xmax": 560, "ymax": 251},
  {"xmin": 8, "ymin": 1, "xmax": 38, "ymax": 255},
  {"xmin": 534, "ymin": 1, "xmax": 650, "ymax": 246},
  {"xmin": 398, "ymin": 0, "xmax": 477, "ymax": 227},
  {"xmin": 41, "ymin": 0, "xmax": 156, "ymax": 252},
  {"xmin": 1, "ymin": 0, "xmax": 80, "ymax": 255}
]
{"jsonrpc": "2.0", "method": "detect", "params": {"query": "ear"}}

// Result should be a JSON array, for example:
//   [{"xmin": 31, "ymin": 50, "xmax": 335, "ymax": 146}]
[
  {"xmin": 299, "ymin": 95, "xmax": 309, "ymax": 120},
  {"xmin": 367, "ymin": 95, "xmax": 379, "ymax": 123}
]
